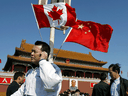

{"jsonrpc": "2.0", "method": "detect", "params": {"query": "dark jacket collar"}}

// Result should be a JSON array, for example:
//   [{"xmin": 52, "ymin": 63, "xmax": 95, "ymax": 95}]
[
  {"xmin": 110, "ymin": 76, "xmax": 126, "ymax": 96},
  {"xmin": 110, "ymin": 76, "xmax": 121, "ymax": 85},
  {"xmin": 13, "ymin": 81, "xmax": 20, "ymax": 86}
]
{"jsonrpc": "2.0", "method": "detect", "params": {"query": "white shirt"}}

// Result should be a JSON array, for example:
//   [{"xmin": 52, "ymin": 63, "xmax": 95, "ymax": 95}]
[
  {"xmin": 111, "ymin": 77, "xmax": 120, "ymax": 96},
  {"xmin": 11, "ymin": 60, "xmax": 62, "ymax": 96}
]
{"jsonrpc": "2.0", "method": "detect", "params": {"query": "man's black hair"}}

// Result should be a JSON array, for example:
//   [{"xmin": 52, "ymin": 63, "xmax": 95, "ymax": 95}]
[
  {"xmin": 59, "ymin": 93, "xmax": 63, "ymax": 96},
  {"xmin": 67, "ymin": 89, "xmax": 71, "ymax": 92},
  {"xmin": 75, "ymin": 89, "xmax": 80, "ymax": 92},
  {"xmin": 100, "ymin": 72, "xmax": 107, "ymax": 80},
  {"xmin": 14, "ymin": 72, "xmax": 25, "ymax": 80},
  {"xmin": 35, "ymin": 41, "xmax": 50, "ymax": 59},
  {"xmin": 71, "ymin": 91, "xmax": 75, "ymax": 95},
  {"xmin": 80, "ymin": 92, "xmax": 84, "ymax": 95},
  {"xmin": 108, "ymin": 63, "xmax": 121, "ymax": 74},
  {"xmin": 84, "ymin": 93, "xmax": 89, "ymax": 96}
]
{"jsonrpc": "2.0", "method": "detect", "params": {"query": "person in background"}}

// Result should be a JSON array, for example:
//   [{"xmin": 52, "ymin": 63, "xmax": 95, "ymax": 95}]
[
  {"xmin": 92, "ymin": 72, "xmax": 109, "ymax": 96},
  {"xmin": 67, "ymin": 89, "xmax": 71, "ymax": 96},
  {"xmin": 84, "ymin": 93, "xmax": 90, "ymax": 96},
  {"xmin": 71, "ymin": 91, "xmax": 76, "ymax": 96},
  {"xmin": 11, "ymin": 41, "xmax": 62, "ymax": 96},
  {"xmin": 6, "ymin": 72, "xmax": 25, "ymax": 96},
  {"xmin": 75, "ymin": 89, "xmax": 80, "ymax": 96},
  {"xmin": 108, "ymin": 63, "xmax": 128, "ymax": 96},
  {"xmin": 80, "ymin": 92, "xmax": 85, "ymax": 96}
]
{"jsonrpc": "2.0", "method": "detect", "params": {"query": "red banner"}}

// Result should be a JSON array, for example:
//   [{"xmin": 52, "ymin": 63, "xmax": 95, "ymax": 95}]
[
  {"xmin": 90, "ymin": 83, "xmax": 96, "ymax": 88},
  {"xmin": 0, "ymin": 77, "xmax": 13, "ymax": 84}
]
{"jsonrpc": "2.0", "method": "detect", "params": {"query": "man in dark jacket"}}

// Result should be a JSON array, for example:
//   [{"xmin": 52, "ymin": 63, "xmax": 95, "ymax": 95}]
[
  {"xmin": 92, "ymin": 72, "xmax": 109, "ymax": 96},
  {"xmin": 6, "ymin": 72, "xmax": 25, "ymax": 96},
  {"xmin": 109, "ymin": 63, "xmax": 128, "ymax": 96}
]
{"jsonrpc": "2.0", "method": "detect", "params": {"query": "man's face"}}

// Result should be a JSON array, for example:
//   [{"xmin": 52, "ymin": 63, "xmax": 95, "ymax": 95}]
[
  {"xmin": 31, "ymin": 45, "xmax": 42, "ymax": 64},
  {"xmin": 19, "ymin": 75, "xmax": 25, "ymax": 84},
  {"xmin": 109, "ymin": 67, "xmax": 117, "ymax": 80},
  {"xmin": 71, "ymin": 80, "xmax": 76, "ymax": 87},
  {"xmin": 75, "ymin": 92, "xmax": 80, "ymax": 95}
]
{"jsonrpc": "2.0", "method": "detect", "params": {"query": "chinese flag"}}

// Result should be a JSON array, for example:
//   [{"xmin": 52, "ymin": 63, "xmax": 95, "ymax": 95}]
[
  {"xmin": 0, "ymin": 59, "xmax": 1, "ymax": 63},
  {"xmin": 65, "ymin": 20, "xmax": 113, "ymax": 52}
]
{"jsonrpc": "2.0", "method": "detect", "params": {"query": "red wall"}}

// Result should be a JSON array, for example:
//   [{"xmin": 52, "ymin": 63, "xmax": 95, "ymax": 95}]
[
  {"xmin": 0, "ymin": 85, "xmax": 8, "ymax": 92},
  {"xmin": 78, "ymin": 81, "xmax": 93, "ymax": 94},
  {"xmin": 60, "ymin": 80, "xmax": 69, "ymax": 93}
]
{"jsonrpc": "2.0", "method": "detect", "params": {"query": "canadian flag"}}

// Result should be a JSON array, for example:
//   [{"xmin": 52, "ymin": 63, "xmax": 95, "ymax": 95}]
[{"xmin": 32, "ymin": 3, "xmax": 76, "ymax": 28}]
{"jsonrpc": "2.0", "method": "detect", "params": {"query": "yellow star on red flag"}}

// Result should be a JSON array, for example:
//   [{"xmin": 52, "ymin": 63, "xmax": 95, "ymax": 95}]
[{"xmin": 78, "ymin": 24, "xmax": 84, "ymax": 29}]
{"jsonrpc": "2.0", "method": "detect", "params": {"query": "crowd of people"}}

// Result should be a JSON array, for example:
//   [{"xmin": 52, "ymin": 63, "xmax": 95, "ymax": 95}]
[
  {"xmin": 5, "ymin": 41, "xmax": 128, "ymax": 96},
  {"xmin": 92, "ymin": 64, "xmax": 128, "ymax": 96},
  {"xmin": 59, "ymin": 89, "xmax": 90, "ymax": 96}
]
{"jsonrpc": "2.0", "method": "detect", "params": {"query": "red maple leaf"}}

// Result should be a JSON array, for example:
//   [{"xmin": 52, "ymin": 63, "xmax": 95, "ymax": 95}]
[{"xmin": 48, "ymin": 5, "xmax": 63, "ymax": 21}]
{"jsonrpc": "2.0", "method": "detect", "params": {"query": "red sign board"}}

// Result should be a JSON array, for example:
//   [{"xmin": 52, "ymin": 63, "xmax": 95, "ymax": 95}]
[
  {"xmin": 90, "ymin": 83, "xmax": 96, "ymax": 88},
  {"xmin": 0, "ymin": 59, "xmax": 1, "ymax": 63},
  {"xmin": 0, "ymin": 77, "xmax": 13, "ymax": 84}
]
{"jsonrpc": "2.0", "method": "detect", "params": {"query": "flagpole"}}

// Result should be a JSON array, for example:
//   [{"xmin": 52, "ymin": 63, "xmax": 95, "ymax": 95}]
[
  {"xmin": 38, "ymin": 29, "xmax": 43, "ymax": 41},
  {"xmin": 49, "ymin": 27, "xmax": 55, "ymax": 63},
  {"xmin": 31, "ymin": 3, "xmax": 43, "ymax": 41},
  {"xmin": 37, "ymin": 0, "xmax": 54, "ymax": 62},
  {"xmin": 37, "ymin": 0, "xmax": 72, "ymax": 63},
  {"xmin": 63, "ymin": 27, "xmax": 72, "ymax": 43},
  {"xmin": 31, "ymin": 3, "xmax": 40, "ymax": 29},
  {"xmin": 53, "ymin": 40, "xmax": 64, "ymax": 61},
  {"xmin": 53, "ymin": 27, "xmax": 72, "ymax": 61},
  {"xmin": 38, "ymin": 0, "xmax": 48, "ymax": 5}
]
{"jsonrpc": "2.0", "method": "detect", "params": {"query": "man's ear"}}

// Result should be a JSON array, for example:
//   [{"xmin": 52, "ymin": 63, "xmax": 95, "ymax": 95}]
[
  {"xmin": 17, "ymin": 76, "xmax": 21, "ymax": 81},
  {"xmin": 44, "ymin": 51, "xmax": 47, "ymax": 58},
  {"xmin": 41, "ymin": 51, "xmax": 47, "ymax": 59}
]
